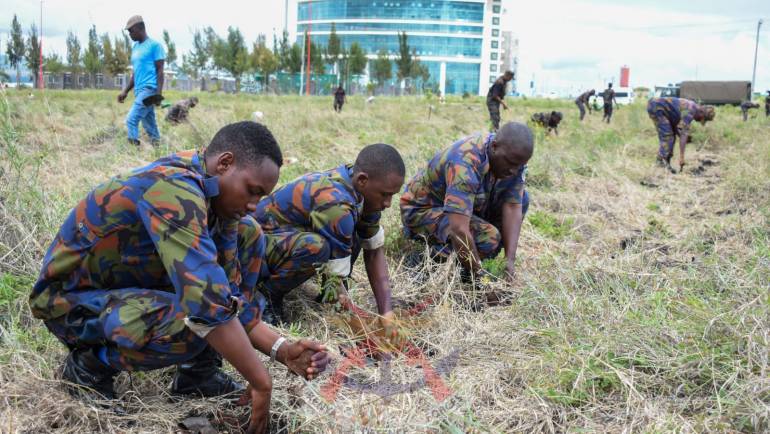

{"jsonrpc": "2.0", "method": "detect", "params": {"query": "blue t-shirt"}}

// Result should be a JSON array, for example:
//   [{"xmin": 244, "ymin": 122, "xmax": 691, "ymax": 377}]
[{"xmin": 131, "ymin": 38, "xmax": 165, "ymax": 92}]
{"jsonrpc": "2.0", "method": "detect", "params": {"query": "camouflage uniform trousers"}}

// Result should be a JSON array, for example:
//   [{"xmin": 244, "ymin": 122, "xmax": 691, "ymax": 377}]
[
  {"xmin": 260, "ymin": 230, "xmax": 362, "ymax": 302},
  {"xmin": 403, "ymin": 191, "xmax": 530, "ymax": 259},
  {"xmin": 576, "ymin": 100, "xmax": 587, "ymax": 121},
  {"xmin": 42, "ymin": 220, "xmax": 266, "ymax": 371},
  {"xmin": 647, "ymin": 101, "xmax": 676, "ymax": 159},
  {"xmin": 487, "ymin": 99, "xmax": 501, "ymax": 131},
  {"xmin": 603, "ymin": 103, "xmax": 613, "ymax": 122}
]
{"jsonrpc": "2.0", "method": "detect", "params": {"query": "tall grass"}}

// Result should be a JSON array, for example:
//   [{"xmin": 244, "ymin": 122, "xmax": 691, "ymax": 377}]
[{"xmin": 0, "ymin": 89, "xmax": 768, "ymax": 433}]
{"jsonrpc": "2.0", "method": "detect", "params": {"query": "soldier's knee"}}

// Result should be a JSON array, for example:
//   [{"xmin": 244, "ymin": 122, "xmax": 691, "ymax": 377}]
[
  {"xmin": 297, "ymin": 233, "xmax": 331, "ymax": 263},
  {"xmin": 475, "ymin": 224, "xmax": 502, "ymax": 259}
]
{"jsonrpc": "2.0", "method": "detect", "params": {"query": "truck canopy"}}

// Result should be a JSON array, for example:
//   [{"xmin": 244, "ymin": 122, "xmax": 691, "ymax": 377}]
[{"xmin": 679, "ymin": 81, "xmax": 751, "ymax": 105}]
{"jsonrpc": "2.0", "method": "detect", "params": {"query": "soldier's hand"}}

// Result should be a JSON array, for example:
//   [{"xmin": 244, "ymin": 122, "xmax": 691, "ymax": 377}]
[
  {"xmin": 282, "ymin": 339, "xmax": 330, "ymax": 380},
  {"xmin": 117, "ymin": 92, "xmax": 127, "ymax": 103},
  {"xmin": 679, "ymin": 159, "xmax": 685, "ymax": 172},
  {"xmin": 238, "ymin": 385, "xmax": 270, "ymax": 434},
  {"xmin": 378, "ymin": 311, "xmax": 404, "ymax": 350}
]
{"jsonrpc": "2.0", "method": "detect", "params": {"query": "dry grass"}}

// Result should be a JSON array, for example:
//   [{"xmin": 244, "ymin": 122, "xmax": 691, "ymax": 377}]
[{"xmin": 0, "ymin": 89, "xmax": 768, "ymax": 433}]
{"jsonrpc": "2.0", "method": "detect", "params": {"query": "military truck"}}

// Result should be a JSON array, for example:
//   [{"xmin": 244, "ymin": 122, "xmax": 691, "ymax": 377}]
[{"xmin": 677, "ymin": 81, "xmax": 751, "ymax": 105}]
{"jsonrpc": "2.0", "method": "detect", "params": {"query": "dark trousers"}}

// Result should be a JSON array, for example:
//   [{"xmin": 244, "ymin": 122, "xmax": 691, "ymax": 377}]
[
  {"xmin": 576, "ymin": 101, "xmax": 586, "ymax": 121},
  {"xmin": 487, "ymin": 100, "xmax": 501, "ymax": 130},
  {"xmin": 334, "ymin": 99, "xmax": 344, "ymax": 112},
  {"xmin": 603, "ymin": 103, "xmax": 613, "ymax": 123}
]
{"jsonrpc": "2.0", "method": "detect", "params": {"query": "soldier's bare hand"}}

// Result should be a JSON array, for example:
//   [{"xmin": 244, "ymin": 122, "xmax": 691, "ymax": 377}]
[
  {"xmin": 282, "ymin": 340, "xmax": 330, "ymax": 380},
  {"xmin": 238, "ymin": 385, "xmax": 270, "ymax": 434}
]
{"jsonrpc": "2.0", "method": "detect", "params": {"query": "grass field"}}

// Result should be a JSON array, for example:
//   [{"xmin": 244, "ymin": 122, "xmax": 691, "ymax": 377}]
[{"xmin": 0, "ymin": 89, "xmax": 768, "ymax": 433}]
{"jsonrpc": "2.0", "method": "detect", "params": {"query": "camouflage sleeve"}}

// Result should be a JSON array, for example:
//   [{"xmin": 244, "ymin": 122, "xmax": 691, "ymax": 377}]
[
  {"xmin": 679, "ymin": 101, "xmax": 696, "ymax": 133},
  {"xmin": 310, "ymin": 202, "xmax": 356, "ymax": 275},
  {"xmin": 443, "ymin": 161, "xmax": 480, "ymax": 216},
  {"xmin": 234, "ymin": 216, "xmax": 267, "ymax": 333},
  {"xmin": 138, "ymin": 177, "xmax": 238, "ymax": 336},
  {"xmin": 497, "ymin": 166, "xmax": 527, "ymax": 205},
  {"xmin": 356, "ymin": 211, "xmax": 384, "ymax": 250}
]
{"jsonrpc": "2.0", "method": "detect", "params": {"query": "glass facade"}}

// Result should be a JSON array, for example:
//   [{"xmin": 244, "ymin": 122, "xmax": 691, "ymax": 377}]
[
  {"xmin": 298, "ymin": 22, "xmax": 483, "ymax": 35},
  {"xmin": 297, "ymin": 0, "xmax": 489, "ymax": 94},
  {"xmin": 298, "ymin": 1, "xmax": 484, "ymax": 22},
  {"xmin": 308, "ymin": 34, "xmax": 481, "ymax": 58}
]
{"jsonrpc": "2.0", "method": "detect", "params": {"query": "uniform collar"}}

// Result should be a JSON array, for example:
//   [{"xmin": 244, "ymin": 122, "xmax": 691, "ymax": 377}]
[
  {"xmin": 336, "ymin": 164, "xmax": 364, "ymax": 208},
  {"xmin": 481, "ymin": 132, "xmax": 495, "ymax": 179},
  {"xmin": 193, "ymin": 150, "xmax": 220, "ymax": 198}
]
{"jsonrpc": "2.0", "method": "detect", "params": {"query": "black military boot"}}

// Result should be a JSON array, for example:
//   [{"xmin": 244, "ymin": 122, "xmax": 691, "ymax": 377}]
[
  {"xmin": 262, "ymin": 292, "xmax": 286, "ymax": 326},
  {"xmin": 61, "ymin": 347, "xmax": 119, "ymax": 400},
  {"xmin": 170, "ymin": 346, "xmax": 244, "ymax": 397}
]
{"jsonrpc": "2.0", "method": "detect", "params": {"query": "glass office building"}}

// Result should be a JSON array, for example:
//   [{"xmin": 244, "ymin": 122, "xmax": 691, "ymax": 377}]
[{"xmin": 289, "ymin": 0, "xmax": 508, "ymax": 95}]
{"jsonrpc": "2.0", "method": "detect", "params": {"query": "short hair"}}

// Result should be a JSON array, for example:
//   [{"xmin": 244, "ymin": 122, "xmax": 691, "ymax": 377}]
[
  {"xmin": 608, "ymin": 83, "xmax": 613, "ymax": 88},
  {"xmin": 504, "ymin": 70, "xmax": 514, "ymax": 77},
  {"xmin": 205, "ymin": 121, "xmax": 283, "ymax": 168},
  {"xmin": 353, "ymin": 143, "xmax": 405, "ymax": 179},
  {"xmin": 497, "ymin": 122, "xmax": 534, "ymax": 157}
]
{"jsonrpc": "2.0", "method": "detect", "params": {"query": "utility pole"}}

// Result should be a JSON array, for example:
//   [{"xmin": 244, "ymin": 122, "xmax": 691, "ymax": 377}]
[
  {"xmin": 751, "ymin": 19, "xmax": 763, "ymax": 95},
  {"xmin": 305, "ymin": 0, "xmax": 312, "ymax": 96},
  {"xmin": 39, "ymin": 0, "xmax": 44, "ymax": 89}
]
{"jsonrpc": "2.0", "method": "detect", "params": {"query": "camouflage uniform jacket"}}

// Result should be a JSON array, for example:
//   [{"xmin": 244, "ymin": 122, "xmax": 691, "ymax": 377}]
[
  {"xmin": 30, "ymin": 150, "xmax": 265, "ymax": 338},
  {"xmin": 400, "ymin": 132, "xmax": 526, "ymax": 232},
  {"xmin": 253, "ymin": 164, "xmax": 384, "ymax": 277},
  {"xmin": 648, "ymin": 97, "xmax": 700, "ymax": 135}
]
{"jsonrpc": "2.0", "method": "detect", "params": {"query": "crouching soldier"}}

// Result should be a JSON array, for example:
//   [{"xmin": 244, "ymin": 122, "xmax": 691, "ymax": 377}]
[
  {"xmin": 575, "ymin": 89, "xmax": 595, "ymax": 121},
  {"xmin": 400, "ymin": 122, "xmax": 533, "ymax": 283},
  {"xmin": 166, "ymin": 96, "xmax": 199, "ymax": 124},
  {"xmin": 30, "ymin": 121, "xmax": 330, "ymax": 433},
  {"xmin": 253, "ymin": 144, "xmax": 405, "ymax": 338},
  {"xmin": 647, "ymin": 97, "xmax": 715, "ymax": 173},
  {"xmin": 530, "ymin": 111, "xmax": 563, "ymax": 135},
  {"xmin": 740, "ymin": 101, "xmax": 759, "ymax": 121}
]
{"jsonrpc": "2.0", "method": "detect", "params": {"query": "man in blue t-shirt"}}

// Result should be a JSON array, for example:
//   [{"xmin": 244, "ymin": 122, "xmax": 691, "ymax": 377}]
[{"xmin": 118, "ymin": 15, "xmax": 165, "ymax": 147}]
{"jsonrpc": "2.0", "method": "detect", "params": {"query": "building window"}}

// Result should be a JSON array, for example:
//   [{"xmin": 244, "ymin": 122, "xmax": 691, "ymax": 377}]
[
  {"xmin": 490, "ymin": 64, "xmax": 498, "ymax": 72},
  {"xmin": 491, "ymin": 40, "xmax": 498, "ymax": 49},
  {"xmin": 492, "ymin": 17, "xmax": 500, "ymax": 25},
  {"xmin": 78, "ymin": 75, "xmax": 84, "ymax": 86},
  {"xmin": 492, "ymin": 29, "xmax": 499, "ymax": 37},
  {"xmin": 493, "ymin": 5, "xmax": 501, "ymax": 13},
  {"xmin": 114, "ymin": 75, "xmax": 125, "ymax": 87},
  {"xmin": 490, "ymin": 52, "xmax": 498, "ymax": 60},
  {"xmin": 490, "ymin": 76, "xmax": 496, "ymax": 84}
]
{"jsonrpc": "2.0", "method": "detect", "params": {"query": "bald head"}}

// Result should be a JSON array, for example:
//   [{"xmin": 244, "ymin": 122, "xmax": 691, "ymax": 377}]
[
  {"xmin": 489, "ymin": 122, "xmax": 534, "ymax": 179},
  {"xmin": 497, "ymin": 122, "xmax": 534, "ymax": 158}
]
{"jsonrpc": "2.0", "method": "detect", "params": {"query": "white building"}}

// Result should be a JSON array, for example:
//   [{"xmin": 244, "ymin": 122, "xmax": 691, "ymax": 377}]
[{"xmin": 287, "ymin": 0, "xmax": 512, "ymax": 95}]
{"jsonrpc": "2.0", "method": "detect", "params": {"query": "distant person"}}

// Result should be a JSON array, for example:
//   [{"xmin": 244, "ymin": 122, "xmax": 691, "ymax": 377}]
[
  {"xmin": 117, "ymin": 15, "xmax": 165, "ymax": 147},
  {"xmin": 740, "ymin": 101, "xmax": 760, "ymax": 122},
  {"xmin": 765, "ymin": 90, "xmax": 770, "ymax": 117},
  {"xmin": 166, "ymin": 96, "xmax": 199, "ymax": 124},
  {"xmin": 29, "ymin": 122, "xmax": 330, "ymax": 433},
  {"xmin": 333, "ymin": 85, "xmax": 346, "ymax": 113},
  {"xmin": 530, "ymin": 111, "xmax": 563, "ymax": 135},
  {"xmin": 647, "ymin": 97, "xmax": 715, "ymax": 173},
  {"xmin": 486, "ymin": 70, "xmax": 514, "ymax": 131},
  {"xmin": 400, "ymin": 122, "xmax": 533, "ymax": 284},
  {"xmin": 575, "ymin": 89, "xmax": 595, "ymax": 121},
  {"xmin": 602, "ymin": 83, "xmax": 618, "ymax": 123}
]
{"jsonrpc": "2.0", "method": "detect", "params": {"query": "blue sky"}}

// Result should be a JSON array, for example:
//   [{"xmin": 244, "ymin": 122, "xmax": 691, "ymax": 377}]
[{"xmin": 2, "ymin": 0, "xmax": 769, "ymax": 94}]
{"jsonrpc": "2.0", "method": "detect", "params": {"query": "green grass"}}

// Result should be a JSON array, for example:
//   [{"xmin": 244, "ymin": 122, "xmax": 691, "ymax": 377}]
[{"xmin": 0, "ymin": 89, "xmax": 768, "ymax": 433}]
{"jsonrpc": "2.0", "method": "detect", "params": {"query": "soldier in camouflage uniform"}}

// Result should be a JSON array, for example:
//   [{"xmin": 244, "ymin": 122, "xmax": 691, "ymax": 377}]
[
  {"xmin": 30, "ymin": 122, "xmax": 329, "ymax": 433},
  {"xmin": 647, "ymin": 97, "xmax": 715, "ymax": 172},
  {"xmin": 575, "ymin": 89, "xmax": 595, "ymax": 121},
  {"xmin": 602, "ymin": 83, "xmax": 618, "ymax": 123},
  {"xmin": 765, "ymin": 91, "xmax": 770, "ymax": 117},
  {"xmin": 530, "ymin": 111, "xmax": 563, "ymax": 135},
  {"xmin": 253, "ymin": 144, "xmax": 405, "ymax": 330},
  {"xmin": 400, "ymin": 122, "xmax": 533, "ymax": 282},
  {"xmin": 166, "ymin": 96, "xmax": 199, "ymax": 124},
  {"xmin": 740, "ymin": 101, "xmax": 760, "ymax": 122}
]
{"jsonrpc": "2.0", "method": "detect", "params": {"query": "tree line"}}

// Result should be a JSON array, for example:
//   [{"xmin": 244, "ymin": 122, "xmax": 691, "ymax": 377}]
[{"xmin": 5, "ymin": 15, "xmax": 430, "ymax": 94}]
